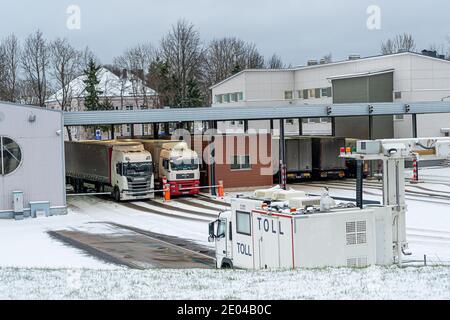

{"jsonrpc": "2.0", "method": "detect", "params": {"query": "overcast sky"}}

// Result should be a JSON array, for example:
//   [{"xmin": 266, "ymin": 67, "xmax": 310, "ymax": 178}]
[{"xmin": 0, "ymin": 0, "xmax": 449, "ymax": 66}]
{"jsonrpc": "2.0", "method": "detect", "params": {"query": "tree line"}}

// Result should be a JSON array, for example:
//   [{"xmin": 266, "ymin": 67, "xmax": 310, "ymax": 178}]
[{"xmin": 1, "ymin": 23, "xmax": 450, "ymax": 110}]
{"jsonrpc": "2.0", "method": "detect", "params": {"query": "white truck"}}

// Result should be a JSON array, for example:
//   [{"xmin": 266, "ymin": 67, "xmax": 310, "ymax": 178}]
[
  {"xmin": 139, "ymin": 140, "xmax": 201, "ymax": 196},
  {"xmin": 65, "ymin": 140, "xmax": 154, "ymax": 201},
  {"xmin": 209, "ymin": 137, "xmax": 450, "ymax": 269}
]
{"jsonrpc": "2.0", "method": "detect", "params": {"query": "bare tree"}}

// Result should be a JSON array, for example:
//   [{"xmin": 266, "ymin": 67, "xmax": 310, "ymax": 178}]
[
  {"xmin": 0, "ymin": 34, "xmax": 20, "ymax": 102},
  {"xmin": 21, "ymin": 30, "xmax": 50, "ymax": 107},
  {"xmin": 50, "ymin": 38, "xmax": 82, "ymax": 140},
  {"xmin": 381, "ymin": 33, "xmax": 416, "ymax": 55},
  {"xmin": 266, "ymin": 54, "xmax": 284, "ymax": 69},
  {"xmin": 114, "ymin": 43, "xmax": 155, "ymax": 108},
  {"xmin": 203, "ymin": 37, "xmax": 265, "ymax": 88},
  {"xmin": 161, "ymin": 19, "xmax": 204, "ymax": 106}
]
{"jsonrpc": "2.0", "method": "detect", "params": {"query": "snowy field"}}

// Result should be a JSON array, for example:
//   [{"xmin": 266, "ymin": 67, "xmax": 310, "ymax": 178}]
[
  {"xmin": 1, "ymin": 166, "xmax": 450, "ymax": 299},
  {"xmin": 0, "ymin": 266, "xmax": 449, "ymax": 300}
]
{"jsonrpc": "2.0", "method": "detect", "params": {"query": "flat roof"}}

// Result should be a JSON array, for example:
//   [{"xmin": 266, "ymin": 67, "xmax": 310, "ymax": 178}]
[
  {"xmin": 63, "ymin": 101, "xmax": 450, "ymax": 126},
  {"xmin": 209, "ymin": 51, "xmax": 450, "ymax": 90}
]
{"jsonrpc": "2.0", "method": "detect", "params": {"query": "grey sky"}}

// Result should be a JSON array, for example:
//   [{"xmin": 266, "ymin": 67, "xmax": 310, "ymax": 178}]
[{"xmin": 0, "ymin": 0, "xmax": 449, "ymax": 66}]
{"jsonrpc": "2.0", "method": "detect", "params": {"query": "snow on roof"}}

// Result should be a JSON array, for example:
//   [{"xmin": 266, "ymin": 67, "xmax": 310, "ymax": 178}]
[{"xmin": 46, "ymin": 67, "xmax": 157, "ymax": 103}]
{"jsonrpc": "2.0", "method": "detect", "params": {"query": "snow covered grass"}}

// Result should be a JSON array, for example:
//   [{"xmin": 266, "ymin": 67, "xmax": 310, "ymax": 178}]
[{"xmin": 0, "ymin": 265, "xmax": 449, "ymax": 300}]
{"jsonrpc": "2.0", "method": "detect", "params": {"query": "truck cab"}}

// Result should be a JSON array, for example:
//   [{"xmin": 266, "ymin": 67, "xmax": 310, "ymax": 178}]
[
  {"xmin": 159, "ymin": 142, "xmax": 200, "ymax": 196},
  {"xmin": 111, "ymin": 144, "xmax": 154, "ymax": 201}
]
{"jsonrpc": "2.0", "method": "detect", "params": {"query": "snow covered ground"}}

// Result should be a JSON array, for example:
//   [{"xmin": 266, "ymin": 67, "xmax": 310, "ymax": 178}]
[
  {"xmin": 1, "ymin": 166, "xmax": 450, "ymax": 299},
  {"xmin": 0, "ymin": 266, "xmax": 448, "ymax": 300}
]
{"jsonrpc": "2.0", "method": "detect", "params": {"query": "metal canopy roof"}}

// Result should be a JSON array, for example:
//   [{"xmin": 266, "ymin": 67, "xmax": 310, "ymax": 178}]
[{"xmin": 63, "ymin": 101, "xmax": 450, "ymax": 126}]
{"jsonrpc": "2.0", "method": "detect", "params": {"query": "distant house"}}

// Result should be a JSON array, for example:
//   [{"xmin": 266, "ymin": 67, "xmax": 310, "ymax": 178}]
[{"xmin": 46, "ymin": 67, "xmax": 158, "ymax": 140}]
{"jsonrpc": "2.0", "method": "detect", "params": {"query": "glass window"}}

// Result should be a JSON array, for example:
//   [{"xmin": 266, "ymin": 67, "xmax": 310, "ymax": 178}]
[
  {"xmin": 284, "ymin": 91, "xmax": 293, "ymax": 100},
  {"xmin": 0, "ymin": 137, "xmax": 22, "ymax": 175},
  {"xmin": 231, "ymin": 93, "xmax": 238, "ymax": 102},
  {"xmin": 215, "ymin": 95, "xmax": 223, "ymax": 103},
  {"xmin": 125, "ymin": 106, "xmax": 133, "ymax": 110},
  {"xmin": 321, "ymin": 88, "xmax": 328, "ymax": 97},
  {"xmin": 238, "ymin": 92, "xmax": 244, "ymax": 101},
  {"xmin": 236, "ymin": 211, "xmax": 251, "ymax": 235},
  {"xmin": 298, "ymin": 90, "xmax": 303, "ymax": 99},
  {"xmin": 230, "ymin": 155, "xmax": 251, "ymax": 170},
  {"xmin": 395, "ymin": 92, "xmax": 402, "ymax": 100},
  {"xmin": 315, "ymin": 88, "xmax": 321, "ymax": 98},
  {"xmin": 170, "ymin": 158, "xmax": 199, "ymax": 171},
  {"xmin": 123, "ymin": 162, "xmax": 152, "ymax": 177},
  {"xmin": 217, "ymin": 219, "xmax": 226, "ymax": 238},
  {"xmin": 303, "ymin": 89, "xmax": 309, "ymax": 99},
  {"xmin": 286, "ymin": 119, "xmax": 295, "ymax": 125},
  {"xmin": 223, "ymin": 94, "xmax": 230, "ymax": 103}
]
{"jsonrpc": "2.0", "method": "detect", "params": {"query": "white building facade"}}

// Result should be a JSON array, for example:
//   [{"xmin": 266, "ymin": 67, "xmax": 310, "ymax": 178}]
[
  {"xmin": 211, "ymin": 52, "xmax": 450, "ymax": 139},
  {"xmin": 0, "ymin": 103, "xmax": 66, "ymax": 219}
]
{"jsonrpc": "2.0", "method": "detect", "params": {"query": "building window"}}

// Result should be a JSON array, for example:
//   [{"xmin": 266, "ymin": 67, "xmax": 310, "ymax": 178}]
[
  {"xmin": 231, "ymin": 93, "xmax": 238, "ymax": 102},
  {"xmin": 140, "ymin": 105, "xmax": 149, "ymax": 110},
  {"xmin": 126, "ymin": 124, "xmax": 131, "ymax": 133},
  {"xmin": 125, "ymin": 106, "xmax": 133, "ymax": 110},
  {"xmin": 0, "ymin": 136, "xmax": 22, "ymax": 175},
  {"xmin": 215, "ymin": 95, "xmax": 223, "ymax": 104},
  {"xmin": 284, "ymin": 91, "xmax": 293, "ymax": 100},
  {"xmin": 230, "ymin": 155, "xmax": 251, "ymax": 170},
  {"xmin": 238, "ymin": 92, "xmax": 244, "ymax": 101},
  {"xmin": 315, "ymin": 88, "xmax": 321, "ymax": 98},
  {"xmin": 297, "ymin": 90, "xmax": 303, "ymax": 99},
  {"xmin": 303, "ymin": 89, "xmax": 309, "ymax": 99},
  {"xmin": 321, "ymin": 87, "xmax": 332, "ymax": 98},
  {"xmin": 395, "ymin": 92, "xmax": 402, "ymax": 100},
  {"xmin": 236, "ymin": 211, "xmax": 251, "ymax": 236},
  {"xmin": 223, "ymin": 94, "xmax": 230, "ymax": 103}
]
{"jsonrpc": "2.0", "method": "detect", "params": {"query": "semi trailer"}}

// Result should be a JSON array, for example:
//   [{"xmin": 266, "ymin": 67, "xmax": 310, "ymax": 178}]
[
  {"xmin": 65, "ymin": 140, "xmax": 154, "ymax": 201},
  {"xmin": 272, "ymin": 137, "xmax": 313, "ymax": 181},
  {"xmin": 311, "ymin": 137, "xmax": 346, "ymax": 179},
  {"xmin": 138, "ymin": 140, "xmax": 200, "ymax": 196}
]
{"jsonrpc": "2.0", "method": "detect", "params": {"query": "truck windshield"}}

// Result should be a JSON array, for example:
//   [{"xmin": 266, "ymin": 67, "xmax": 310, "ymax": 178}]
[
  {"xmin": 170, "ymin": 159, "xmax": 199, "ymax": 171},
  {"xmin": 123, "ymin": 162, "xmax": 152, "ymax": 177}
]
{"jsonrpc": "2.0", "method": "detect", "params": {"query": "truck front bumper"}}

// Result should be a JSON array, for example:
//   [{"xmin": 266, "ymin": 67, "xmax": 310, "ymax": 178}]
[
  {"xmin": 121, "ymin": 190, "xmax": 155, "ymax": 200},
  {"xmin": 168, "ymin": 180, "xmax": 200, "ymax": 196}
]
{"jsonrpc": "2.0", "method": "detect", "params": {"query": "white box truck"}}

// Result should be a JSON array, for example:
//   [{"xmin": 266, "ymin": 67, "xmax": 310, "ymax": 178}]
[
  {"xmin": 208, "ymin": 189, "xmax": 395, "ymax": 269},
  {"xmin": 65, "ymin": 140, "xmax": 154, "ymax": 201}
]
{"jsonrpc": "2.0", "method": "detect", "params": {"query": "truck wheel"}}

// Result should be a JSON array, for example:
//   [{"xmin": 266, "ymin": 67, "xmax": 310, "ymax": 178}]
[
  {"xmin": 113, "ymin": 187, "xmax": 121, "ymax": 202},
  {"xmin": 221, "ymin": 259, "xmax": 233, "ymax": 269}
]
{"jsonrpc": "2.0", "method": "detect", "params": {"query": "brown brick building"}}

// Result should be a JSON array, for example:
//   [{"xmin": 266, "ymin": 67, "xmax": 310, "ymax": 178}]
[{"xmin": 191, "ymin": 133, "xmax": 273, "ymax": 190}]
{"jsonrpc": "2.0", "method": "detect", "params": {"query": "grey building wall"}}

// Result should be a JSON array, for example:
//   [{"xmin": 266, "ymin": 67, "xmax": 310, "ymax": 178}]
[
  {"xmin": 332, "ymin": 72, "xmax": 394, "ymax": 139},
  {"xmin": 0, "ymin": 103, "xmax": 66, "ymax": 218}
]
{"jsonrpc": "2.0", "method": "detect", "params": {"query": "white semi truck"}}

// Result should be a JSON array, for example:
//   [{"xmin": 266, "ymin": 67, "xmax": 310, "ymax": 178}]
[
  {"xmin": 139, "ymin": 140, "xmax": 201, "ymax": 196},
  {"xmin": 65, "ymin": 140, "xmax": 154, "ymax": 201},
  {"xmin": 209, "ymin": 137, "xmax": 450, "ymax": 269}
]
